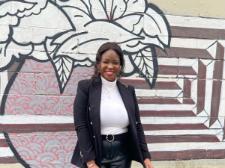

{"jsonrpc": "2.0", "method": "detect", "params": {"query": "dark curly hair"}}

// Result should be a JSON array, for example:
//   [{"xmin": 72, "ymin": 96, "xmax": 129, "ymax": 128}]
[{"xmin": 93, "ymin": 42, "xmax": 124, "ymax": 78}]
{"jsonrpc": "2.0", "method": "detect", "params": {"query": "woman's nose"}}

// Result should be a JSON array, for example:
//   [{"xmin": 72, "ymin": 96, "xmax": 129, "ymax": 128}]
[{"xmin": 107, "ymin": 63, "xmax": 113, "ymax": 68}]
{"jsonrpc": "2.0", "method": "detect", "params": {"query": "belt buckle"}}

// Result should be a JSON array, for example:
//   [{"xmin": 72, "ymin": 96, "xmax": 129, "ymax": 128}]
[{"xmin": 106, "ymin": 134, "xmax": 114, "ymax": 142}]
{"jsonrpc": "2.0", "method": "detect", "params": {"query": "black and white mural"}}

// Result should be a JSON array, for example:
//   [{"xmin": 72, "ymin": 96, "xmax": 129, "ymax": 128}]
[
  {"xmin": 0, "ymin": 0, "xmax": 171, "ymax": 167},
  {"xmin": 3, "ymin": 0, "xmax": 225, "ymax": 167},
  {"xmin": 0, "ymin": 0, "xmax": 170, "ymax": 93}
]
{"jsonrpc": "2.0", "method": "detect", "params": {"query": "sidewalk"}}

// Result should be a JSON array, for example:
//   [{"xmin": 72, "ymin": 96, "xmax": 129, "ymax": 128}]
[{"xmin": 131, "ymin": 159, "xmax": 225, "ymax": 168}]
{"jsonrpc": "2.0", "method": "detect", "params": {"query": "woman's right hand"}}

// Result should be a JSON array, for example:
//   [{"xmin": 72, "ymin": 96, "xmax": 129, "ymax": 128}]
[{"xmin": 86, "ymin": 160, "xmax": 99, "ymax": 168}]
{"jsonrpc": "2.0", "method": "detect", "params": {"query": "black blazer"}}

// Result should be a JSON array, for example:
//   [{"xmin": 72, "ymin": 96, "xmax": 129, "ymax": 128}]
[{"xmin": 71, "ymin": 76, "xmax": 151, "ymax": 167}]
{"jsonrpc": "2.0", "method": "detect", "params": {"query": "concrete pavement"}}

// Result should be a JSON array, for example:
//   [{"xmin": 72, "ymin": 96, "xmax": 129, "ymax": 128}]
[{"xmin": 131, "ymin": 159, "xmax": 225, "ymax": 168}]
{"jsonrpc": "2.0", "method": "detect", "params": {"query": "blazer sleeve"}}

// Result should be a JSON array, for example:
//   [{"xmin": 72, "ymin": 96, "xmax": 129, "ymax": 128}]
[
  {"xmin": 130, "ymin": 86, "xmax": 151, "ymax": 160},
  {"xmin": 74, "ymin": 80, "xmax": 95, "ymax": 162}
]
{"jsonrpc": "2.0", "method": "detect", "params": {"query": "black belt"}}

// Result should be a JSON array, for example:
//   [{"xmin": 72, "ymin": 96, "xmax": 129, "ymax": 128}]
[{"xmin": 101, "ymin": 133, "xmax": 128, "ymax": 142}]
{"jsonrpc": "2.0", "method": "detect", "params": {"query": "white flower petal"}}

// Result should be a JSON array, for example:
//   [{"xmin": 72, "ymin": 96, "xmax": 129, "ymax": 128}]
[
  {"xmin": 63, "ymin": 2, "xmax": 92, "ymax": 31},
  {"xmin": 115, "ymin": 14, "xmax": 143, "ymax": 35},
  {"xmin": 85, "ymin": 21, "xmax": 141, "ymax": 44},
  {"xmin": 89, "ymin": 0, "xmax": 108, "ymax": 19},
  {"xmin": 143, "ymin": 7, "xmax": 170, "ymax": 46},
  {"xmin": 89, "ymin": 0, "xmax": 126, "ymax": 20},
  {"xmin": 125, "ymin": 0, "xmax": 146, "ymax": 14},
  {"xmin": 105, "ymin": 0, "xmax": 126, "ymax": 19}
]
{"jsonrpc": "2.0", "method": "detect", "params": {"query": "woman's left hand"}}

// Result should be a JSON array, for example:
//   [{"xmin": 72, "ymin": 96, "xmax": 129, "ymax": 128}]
[{"xmin": 144, "ymin": 158, "xmax": 154, "ymax": 168}]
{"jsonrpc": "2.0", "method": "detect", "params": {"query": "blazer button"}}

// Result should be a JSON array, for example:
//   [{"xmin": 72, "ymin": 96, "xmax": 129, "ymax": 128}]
[
  {"xmin": 90, "ymin": 122, "xmax": 93, "ymax": 125},
  {"xmin": 93, "ymin": 135, "xmax": 95, "ymax": 139},
  {"xmin": 80, "ymin": 151, "xmax": 83, "ymax": 157}
]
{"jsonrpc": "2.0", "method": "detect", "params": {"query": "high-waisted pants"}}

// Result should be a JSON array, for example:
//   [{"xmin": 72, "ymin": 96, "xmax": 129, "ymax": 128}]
[{"xmin": 100, "ymin": 133, "xmax": 131, "ymax": 168}]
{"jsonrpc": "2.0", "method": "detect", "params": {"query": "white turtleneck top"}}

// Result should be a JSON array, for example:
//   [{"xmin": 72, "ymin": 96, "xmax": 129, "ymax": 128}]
[{"xmin": 100, "ymin": 77, "xmax": 129, "ymax": 135}]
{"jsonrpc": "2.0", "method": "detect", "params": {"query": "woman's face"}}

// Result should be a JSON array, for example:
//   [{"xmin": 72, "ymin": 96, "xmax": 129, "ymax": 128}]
[{"xmin": 98, "ymin": 49, "xmax": 121, "ymax": 81}]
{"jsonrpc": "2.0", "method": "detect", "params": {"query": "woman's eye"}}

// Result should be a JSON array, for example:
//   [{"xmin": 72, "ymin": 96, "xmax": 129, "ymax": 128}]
[
  {"xmin": 113, "ymin": 61, "xmax": 119, "ymax": 65},
  {"xmin": 102, "ymin": 61, "xmax": 120, "ymax": 65}
]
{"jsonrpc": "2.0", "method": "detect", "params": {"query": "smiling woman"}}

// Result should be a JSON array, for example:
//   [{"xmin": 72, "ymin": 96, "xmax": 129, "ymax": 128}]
[
  {"xmin": 94, "ymin": 42, "xmax": 124, "ymax": 82},
  {"xmin": 71, "ymin": 42, "xmax": 153, "ymax": 168},
  {"xmin": 97, "ymin": 50, "xmax": 121, "ymax": 82}
]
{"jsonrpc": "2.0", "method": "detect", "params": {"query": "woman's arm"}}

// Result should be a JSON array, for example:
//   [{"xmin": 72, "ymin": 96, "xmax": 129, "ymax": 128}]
[
  {"xmin": 131, "ymin": 86, "xmax": 154, "ymax": 168},
  {"xmin": 131, "ymin": 86, "xmax": 151, "ymax": 159},
  {"xmin": 74, "ymin": 80, "xmax": 96, "ymax": 163}
]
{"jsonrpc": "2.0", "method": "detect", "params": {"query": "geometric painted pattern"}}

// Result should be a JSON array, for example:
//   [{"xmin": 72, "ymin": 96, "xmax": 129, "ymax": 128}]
[
  {"xmin": 1, "ymin": 15, "xmax": 225, "ymax": 168},
  {"xmin": 1, "ymin": 26, "xmax": 225, "ymax": 166},
  {"xmin": 125, "ymin": 24, "xmax": 225, "ymax": 160}
]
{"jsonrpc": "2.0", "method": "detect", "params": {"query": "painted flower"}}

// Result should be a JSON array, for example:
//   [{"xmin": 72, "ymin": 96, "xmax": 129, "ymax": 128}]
[
  {"xmin": 0, "ymin": 0, "xmax": 74, "ymax": 70},
  {"xmin": 49, "ymin": 0, "xmax": 170, "ymax": 92},
  {"xmin": 0, "ymin": 0, "xmax": 170, "ymax": 93}
]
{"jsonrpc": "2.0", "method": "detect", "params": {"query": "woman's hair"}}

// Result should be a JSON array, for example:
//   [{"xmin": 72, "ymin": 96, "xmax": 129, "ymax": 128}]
[{"xmin": 93, "ymin": 42, "xmax": 124, "ymax": 78}]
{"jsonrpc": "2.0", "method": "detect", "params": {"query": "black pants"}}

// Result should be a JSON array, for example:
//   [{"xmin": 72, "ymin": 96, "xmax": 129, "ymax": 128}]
[{"xmin": 100, "ymin": 134, "xmax": 131, "ymax": 168}]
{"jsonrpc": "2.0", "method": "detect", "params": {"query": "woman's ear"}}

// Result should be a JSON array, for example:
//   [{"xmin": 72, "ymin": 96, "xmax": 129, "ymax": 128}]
[
  {"xmin": 119, "ymin": 65, "xmax": 122, "ymax": 72},
  {"xmin": 96, "ymin": 64, "xmax": 101, "ymax": 74},
  {"xmin": 117, "ymin": 65, "xmax": 122, "ymax": 76}
]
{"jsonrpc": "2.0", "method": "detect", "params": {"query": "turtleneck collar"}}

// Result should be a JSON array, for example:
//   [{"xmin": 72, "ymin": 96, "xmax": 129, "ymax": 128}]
[{"xmin": 101, "ymin": 76, "xmax": 117, "ymax": 88}]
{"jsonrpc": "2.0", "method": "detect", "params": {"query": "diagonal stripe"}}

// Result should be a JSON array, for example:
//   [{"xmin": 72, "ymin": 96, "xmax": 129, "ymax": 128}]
[
  {"xmin": 167, "ymin": 15, "xmax": 225, "ymax": 30},
  {"xmin": 197, "ymin": 60, "xmax": 206, "ymax": 114},
  {"xmin": 1, "ymin": 123, "xmax": 74, "ymax": 133},
  {"xmin": 152, "ymin": 149, "xmax": 225, "ymax": 160},
  {"xmin": 210, "ymin": 43, "xmax": 224, "ymax": 126},
  {"xmin": 139, "ymin": 104, "xmax": 195, "ymax": 111},
  {"xmin": 0, "ymin": 139, "xmax": 8, "ymax": 147},
  {"xmin": 148, "ymin": 142, "xmax": 225, "ymax": 151},
  {"xmin": 0, "ymin": 134, "xmax": 4, "ymax": 139},
  {"xmin": 171, "ymin": 26, "xmax": 225, "ymax": 39},
  {"xmin": 146, "ymin": 135, "xmax": 220, "ymax": 143},
  {"xmin": 140, "ymin": 116, "xmax": 208, "ymax": 125},
  {"xmin": 0, "ymin": 115, "xmax": 73, "ymax": 124},
  {"xmin": 0, "ymin": 148, "xmax": 14, "ymax": 157},
  {"xmin": 143, "ymin": 124, "xmax": 208, "ymax": 130},
  {"xmin": 140, "ymin": 110, "xmax": 195, "ymax": 117},
  {"xmin": 157, "ymin": 47, "xmax": 213, "ymax": 59},
  {"xmin": 136, "ymin": 89, "xmax": 183, "ymax": 98},
  {"xmin": 0, "ymin": 158, "xmax": 18, "ymax": 164},
  {"xmin": 145, "ymin": 129, "xmax": 221, "ymax": 136},
  {"xmin": 159, "ymin": 65, "xmax": 196, "ymax": 75},
  {"xmin": 121, "ymin": 78, "xmax": 181, "ymax": 89},
  {"xmin": 138, "ymin": 98, "xmax": 182, "ymax": 104}
]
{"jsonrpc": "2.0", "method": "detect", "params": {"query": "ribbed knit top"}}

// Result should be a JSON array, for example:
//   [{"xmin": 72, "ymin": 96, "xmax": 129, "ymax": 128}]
[{"xmin": 100, "ymin": 76, "xmax": 129, "ymax": 135}]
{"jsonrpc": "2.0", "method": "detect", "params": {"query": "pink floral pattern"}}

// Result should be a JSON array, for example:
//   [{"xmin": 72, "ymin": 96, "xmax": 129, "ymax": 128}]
[
  {"xmin": 8, "ymin": 132, "xmax": 78, "ymax": 168},
  {"xmin": 63, "ymin": 67, "xmax": 94, "ymax": 96},
  {"xmin": 35, "ymin": 72, "xmax": 60, "ymax": 95},
  {"xmin": 60, "ymin": 96, "xmax": 75, "ymax": 115},
  {"xmin": 5, "ymin": 94, "xmax": 62, "ymax": 115},
  {"xmin": 5, "ymin": 60, "xmax": 93, "ymax": 115},
  {"xmin": 9, "ymin": 72, "xmax": 36, "ymax": 95},
  {"xmin": 4, "ymin": 60, "xmax": 93, "ymax": 167},
  {"xmin": 20, "ymin": 60, "xmax": 53, "ymax": 73}
]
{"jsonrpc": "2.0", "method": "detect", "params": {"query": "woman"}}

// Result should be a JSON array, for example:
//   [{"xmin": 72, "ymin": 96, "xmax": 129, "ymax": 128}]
[{"xmin": 71, "ymin": 42, "xmax": 153, "ymax": 168}]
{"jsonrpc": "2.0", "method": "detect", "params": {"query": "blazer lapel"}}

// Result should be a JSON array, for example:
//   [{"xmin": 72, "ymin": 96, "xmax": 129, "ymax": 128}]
[
  {"xmin": 89, "ymin": 77, "xmax": 102, "ymax": 136},
  {"xmin": 117, "ymin": 81, "xmax": 135, "ymax": 122}
]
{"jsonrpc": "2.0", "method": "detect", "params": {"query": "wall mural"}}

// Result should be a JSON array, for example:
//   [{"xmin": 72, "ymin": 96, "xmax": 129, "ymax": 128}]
[
  {"xmin": 1, "ymin": 0, "xmax": 225, "ymax": 168},
  {"xmin": 0, "ymin": 0, "xmax": 170, "ymax": 167},
  {"xmin": 0, "ymin": 0, "xmax": 170, "ymax": 94}
]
